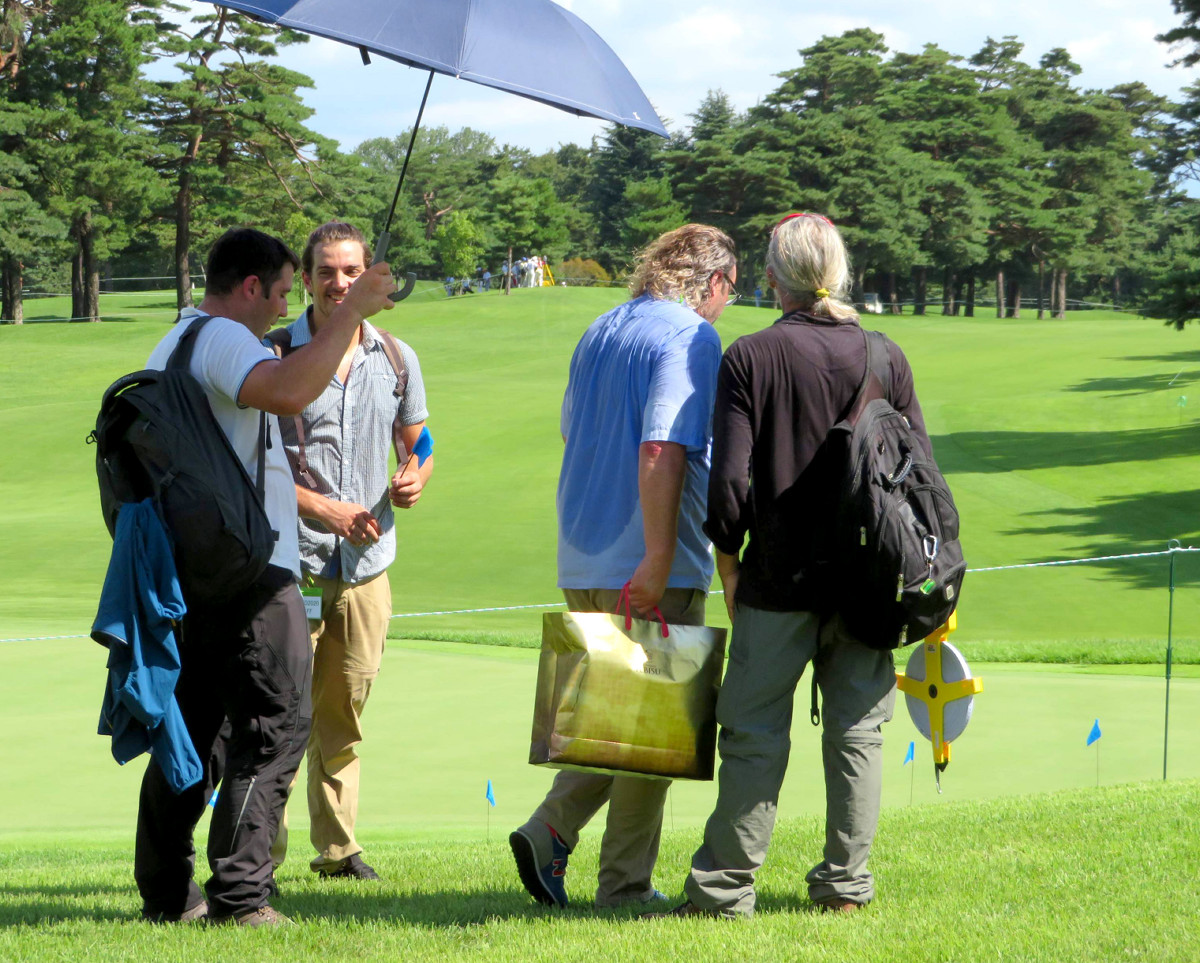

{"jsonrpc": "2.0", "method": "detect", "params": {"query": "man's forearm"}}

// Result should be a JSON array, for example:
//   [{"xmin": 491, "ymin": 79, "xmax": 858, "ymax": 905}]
[
  {"xmin": 295, "ymin": 483, "xmax": 330, "ymax": 523},
  {"xmin": 639, "ymin": 441, "xmax": 686, "ymax": 567},
  {"xmin": 274, "ymin": 305, "xmax": 364, "ymax": 410},
  {"xmin": 716, "ymin": 548, "xmax": 739, "ymax": 582},
  {"xmin": 239, "ymin": 263, "xmax": 394, "ymax": 415}
]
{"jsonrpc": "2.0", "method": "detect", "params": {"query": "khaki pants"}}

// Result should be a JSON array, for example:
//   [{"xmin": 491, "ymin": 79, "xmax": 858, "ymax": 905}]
[
  {"xmin": 532, "ymin": 586, "xmax": 706, "ymax": 906},
  {"xmin": 685, "ymin": 605, "xmax": 896, "ymax": 916},
  {"xmin": 273, "ymin": 571, "xmax": 391, "ymax": 872}
]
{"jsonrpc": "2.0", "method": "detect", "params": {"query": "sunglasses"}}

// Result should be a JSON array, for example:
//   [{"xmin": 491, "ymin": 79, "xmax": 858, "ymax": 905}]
[
  {"xmin": 774, "ymin": 212, "xmax": 835, "ymax": 233},
  {"xmin": 714, "ymin": 272, "xmax": 740, "ymax": 306}
]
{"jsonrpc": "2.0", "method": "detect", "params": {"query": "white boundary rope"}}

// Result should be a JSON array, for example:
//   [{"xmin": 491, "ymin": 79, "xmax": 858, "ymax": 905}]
[
  {"xmin": 968, "ymin": 546, "xmax": 1198, "ymax": 573},
  {"xmin": 2, "ymin": 547, "xmax": 1196, "ymax": 645}
]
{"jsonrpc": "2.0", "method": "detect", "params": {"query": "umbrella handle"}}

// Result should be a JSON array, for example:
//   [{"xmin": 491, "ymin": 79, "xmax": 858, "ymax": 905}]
[
  {"xmin": 389, "ymin": 273, "xmax": 417, "ymax": 303},
  {"xmin": 372, "ymin": 230, "xmax": 391, "ymax": 266}
]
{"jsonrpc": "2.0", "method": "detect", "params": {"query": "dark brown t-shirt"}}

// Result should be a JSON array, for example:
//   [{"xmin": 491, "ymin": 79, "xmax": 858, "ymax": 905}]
[{"xmin": 704, "ymin": 310, "xmax": 930, "ymax": 611}]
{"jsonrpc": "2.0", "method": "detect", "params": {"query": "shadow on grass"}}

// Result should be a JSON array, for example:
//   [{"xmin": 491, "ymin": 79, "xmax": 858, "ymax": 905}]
[
  {"xmin": 21, "ymin": 316, "xmax": 150, "ymax": 324},
  {"xmin": 279, "ymin": 888, "xmax": 658, "ymax": 926},
  {"xmin": 0, "ymin": 887, "xmax": 660, "ymax": 928},
  {"xmin": 0, "ymin": 880, "xmax": 134, "ymax": 925},
  {"xmin": 1121, "ymin": 350, "xmax": 1200, "ymax": 365},
  {"xmin": 932, "ymin": 426, "xmax": 1195, "ymax": 474},
  {"xmin": 750, "ymin": 892, "xmax": 818, "ymax": 915},
  {"xmin": 999, "ymin": 488, "xmax": 1200, "ymax": 588},
  {"xmin": 1066, "ymin": 370, "xmax": 1200, "ymax": 395}
]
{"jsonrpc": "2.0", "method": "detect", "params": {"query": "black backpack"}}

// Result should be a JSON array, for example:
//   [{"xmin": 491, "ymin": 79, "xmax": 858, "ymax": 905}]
[
  {"xmin": 88, "ymin": 314, "xmax": 278, "ymax": 603},
  {"xmin": 821, "ymin": 328, "xmax": 965, "ymax": 648}
]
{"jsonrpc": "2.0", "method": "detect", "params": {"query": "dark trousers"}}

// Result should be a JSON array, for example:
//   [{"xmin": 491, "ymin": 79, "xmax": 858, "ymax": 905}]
[{"xmin": 134, "ymin": 567, "xmax": 312, "ymax": 917}]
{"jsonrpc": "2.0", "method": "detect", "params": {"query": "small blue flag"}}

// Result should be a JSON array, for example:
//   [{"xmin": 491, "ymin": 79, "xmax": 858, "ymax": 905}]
[
  {"xmin": 1087, "ymin": 719, "xmax": 1102, "ymax": 746},
  {"xmin": 485, "ymin": 779, "xmax": 496, "ymax": 807},
  {"xmin": 903, "ymin": 741, "xmax": 915, "ymax": 765},
  {"xmin": 412, "ymin": 426, "xmax": 434, "ymax": 467}
]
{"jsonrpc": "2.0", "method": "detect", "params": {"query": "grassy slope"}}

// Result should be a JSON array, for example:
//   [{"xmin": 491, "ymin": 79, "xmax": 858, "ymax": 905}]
[{"xmin": 0, "ymin": 290, "xmax": 1197, "ymax": 654}]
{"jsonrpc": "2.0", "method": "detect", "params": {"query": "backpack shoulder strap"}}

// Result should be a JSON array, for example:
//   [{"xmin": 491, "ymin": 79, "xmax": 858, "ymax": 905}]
[
  {"xmin": 841, "ymin": 326, "xmax": 890, "ymax": 427},
  {"xmin": 262, "ymin": 325, "xmax": 318, "ymax": 490},
  {"xmin": 375, "ymin": 329, "xmax": 409, "ymax": 399},
  {"xmin": 375, "ymin": 329, "xmax": 411, "ymax": 462},
  {"xmin": 167, "ymin": 313, "xmax": 213, "ymax": 372},
  {"xmin": 864, "ymin": 329, "xmax": 892, "ymax": 404},
  {"xmin": 167, "ymin": 313, "xmax": 272, "ymax": 504},
  {"xmin": 264, "ymin": 326, "xmax": 294, "ymax": 358}
]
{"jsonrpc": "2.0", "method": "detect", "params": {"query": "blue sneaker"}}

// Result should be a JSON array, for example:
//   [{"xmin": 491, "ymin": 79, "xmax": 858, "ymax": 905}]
[{"xmin": 510, "ymin": 820, "xmax": 569, "ymax": 907}]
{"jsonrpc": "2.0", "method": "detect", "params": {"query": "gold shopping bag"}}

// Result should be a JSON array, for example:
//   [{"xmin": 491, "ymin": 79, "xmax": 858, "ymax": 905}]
[{"xmin": 528, "ymin": 608, "xmax": 727, "ymax": 780}]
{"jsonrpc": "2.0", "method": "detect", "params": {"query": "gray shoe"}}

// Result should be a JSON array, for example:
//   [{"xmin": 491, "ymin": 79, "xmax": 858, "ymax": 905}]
[
  {"xmin": 141, "ymin": 900, "xmax": 208, "ymax": 924},
  {"xmin": 597, "ymin": 888, "xmax": 670, "ymax": 909},
  {"xmin": 641, "ymin": 900, "xmax": 724, "ymax": 919},
  {"xmin": 209, "ymin": 905, "xmax": 295, "ymax": 927}
]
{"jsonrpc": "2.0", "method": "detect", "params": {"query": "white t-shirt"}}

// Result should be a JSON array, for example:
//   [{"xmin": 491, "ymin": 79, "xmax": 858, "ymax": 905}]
[{"xmin": 146, "ymin": 307, "xmax": 300, "ymax": 578}]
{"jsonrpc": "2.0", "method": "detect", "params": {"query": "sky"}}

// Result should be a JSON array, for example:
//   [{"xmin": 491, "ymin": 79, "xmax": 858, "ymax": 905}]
[{"xmin": 177, "ymin": 0, "xmax": 1200, "ymax": 154}]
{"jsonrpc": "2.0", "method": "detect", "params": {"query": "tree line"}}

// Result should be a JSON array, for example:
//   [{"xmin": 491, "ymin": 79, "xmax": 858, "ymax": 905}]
[{"xmin": 2, "ymin": 0, "xmax": 1199, "ymax": 325}]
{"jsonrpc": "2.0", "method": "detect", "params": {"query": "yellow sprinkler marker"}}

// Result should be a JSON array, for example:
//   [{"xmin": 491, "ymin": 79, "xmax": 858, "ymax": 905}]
[{"xmin": 896, "ymin": 612, "xmax": 983, "ymax": 793}]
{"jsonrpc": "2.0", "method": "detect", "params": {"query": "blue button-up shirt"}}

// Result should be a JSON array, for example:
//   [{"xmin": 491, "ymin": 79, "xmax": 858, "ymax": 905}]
[{"xmin": 557, "ymin": 295, "xmax": 722, "ymax": 591}]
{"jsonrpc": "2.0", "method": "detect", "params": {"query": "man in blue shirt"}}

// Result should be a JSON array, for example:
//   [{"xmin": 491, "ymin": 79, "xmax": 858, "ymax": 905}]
[{"xmin": 510, "ymin": 224, "xmax": 738, "ymax": 909}]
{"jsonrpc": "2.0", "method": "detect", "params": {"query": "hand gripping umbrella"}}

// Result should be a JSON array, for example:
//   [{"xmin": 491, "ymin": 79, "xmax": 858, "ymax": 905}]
[{"xmin": 207, "ymin": 0, "xmax": 669, "ymax": 294}]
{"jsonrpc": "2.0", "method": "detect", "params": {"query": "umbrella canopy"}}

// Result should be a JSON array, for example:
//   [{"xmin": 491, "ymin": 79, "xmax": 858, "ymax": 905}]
[{"xmin": 211, "ymin": 0, "xmax": 668, "ymax": 137}]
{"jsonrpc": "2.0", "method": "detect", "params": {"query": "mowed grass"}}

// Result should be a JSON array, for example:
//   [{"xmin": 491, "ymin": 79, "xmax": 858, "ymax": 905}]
[
  {"xmin": 1, "ymin": 632, "xmax": 1199, "ymax": 961},
  {"xmin": 2, "ymin": 781, "xmax": 1198, "ymax": 962},
  {"xmin": 1, "ymin": 287, "xmax": 1197, "ymax": 655}
]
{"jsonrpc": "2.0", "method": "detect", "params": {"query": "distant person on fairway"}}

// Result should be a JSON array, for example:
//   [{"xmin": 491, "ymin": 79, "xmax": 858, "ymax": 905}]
[
  {"xmin": 649, "ymin": 213, "xmax": 931, "ymax": 919},
  {"xmin": 135, "ymin": 228, "xmax": 395, "ymax": 927},
  {"xmin": 266, "ymin": 221, "xmax": 434, "ymax": 882},
  {"xmin": 510, "ymin": 223, "xmax": 737, "ymax": 908}
]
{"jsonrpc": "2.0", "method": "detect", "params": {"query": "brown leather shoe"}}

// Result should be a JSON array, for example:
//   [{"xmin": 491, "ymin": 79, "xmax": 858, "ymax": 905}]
[
  {"xmin": 642, "ymin": 900, "xmax": 722, "ymax": 919},
  {"xmin": 815, "ymin": 897, "xmax": 865, "ymax": 914},
  {"xmin": 208, "ymin": 905, "xmax": 295, "ymax": 927}
]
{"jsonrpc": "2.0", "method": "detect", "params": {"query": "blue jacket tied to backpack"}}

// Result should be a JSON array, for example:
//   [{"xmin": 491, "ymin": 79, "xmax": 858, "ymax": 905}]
[{"xmin": 92, "ymin": 499, "xmax": 202, "ymax": 793}]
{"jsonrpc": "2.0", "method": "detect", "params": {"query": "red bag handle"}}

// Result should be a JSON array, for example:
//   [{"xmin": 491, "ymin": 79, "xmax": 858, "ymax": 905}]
[{"xmin": 615, "ymin": 582, "xmax": 669, "ymax": 638}]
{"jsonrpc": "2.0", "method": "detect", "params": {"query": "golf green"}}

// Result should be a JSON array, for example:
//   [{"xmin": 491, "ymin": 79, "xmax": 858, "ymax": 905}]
[{"xmin": 4, "ymin": 636, "xmax": 1196, "ymax": 846}]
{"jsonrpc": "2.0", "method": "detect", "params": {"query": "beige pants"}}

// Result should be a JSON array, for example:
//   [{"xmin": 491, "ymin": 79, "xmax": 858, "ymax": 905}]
[
  {"xmin": 532, "ymin": 585, "xmax": 706, "ymax": 906},
  {"xmin": 273, "ymin": 570, "xmax": 392, "ymax": 872}
]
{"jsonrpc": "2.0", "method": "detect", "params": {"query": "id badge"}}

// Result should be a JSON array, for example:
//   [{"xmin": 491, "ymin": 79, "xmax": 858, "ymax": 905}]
[{"xmin": 300, "ymin": 587, "xmax": 322, "ymax": 621}]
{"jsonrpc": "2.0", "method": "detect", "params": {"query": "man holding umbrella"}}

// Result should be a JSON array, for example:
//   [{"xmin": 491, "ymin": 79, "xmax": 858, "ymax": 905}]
[
  {"xmin": 510, "ymin": 224, "xmax": 737, "ymax": 908},
  {"xmin": 267, "ymin": 221, "xmax": 434, "ymax": 882},
  {"xmin": 135, "ymin": 228, "xmax": 396, "ymax": 927}
]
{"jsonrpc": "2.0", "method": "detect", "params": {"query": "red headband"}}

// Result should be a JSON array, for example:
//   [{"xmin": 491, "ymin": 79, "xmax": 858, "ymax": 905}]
[{"xmin": 773, "ymin": 212, "xmax": 834, "ymax": 233}]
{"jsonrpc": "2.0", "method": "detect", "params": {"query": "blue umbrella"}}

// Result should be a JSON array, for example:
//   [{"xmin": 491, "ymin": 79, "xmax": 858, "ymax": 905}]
[{"xmin": 207, "ymin": 0, "xmax": 668, "ymax": 269}]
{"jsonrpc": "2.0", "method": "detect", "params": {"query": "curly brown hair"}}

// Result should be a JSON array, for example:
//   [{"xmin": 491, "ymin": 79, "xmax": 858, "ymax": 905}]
[{"xmin": 628, "ymin": 224, "xmax": 736, "ymax": 309}]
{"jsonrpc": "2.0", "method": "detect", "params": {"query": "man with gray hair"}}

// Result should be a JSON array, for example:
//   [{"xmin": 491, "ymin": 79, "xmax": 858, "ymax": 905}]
[
  {"xmin": 510, "ymin": 223, "xmax": 738, "ymax": 909},
  {"xmin": 652, "ymin": 212, "xmax": 932, "ymax": 918}
]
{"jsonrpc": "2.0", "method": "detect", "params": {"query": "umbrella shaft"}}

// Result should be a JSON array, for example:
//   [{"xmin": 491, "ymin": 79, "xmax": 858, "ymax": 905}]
[{"xmin": 383, "ymin": 70, "xmax": 435, "ymax": 237}]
